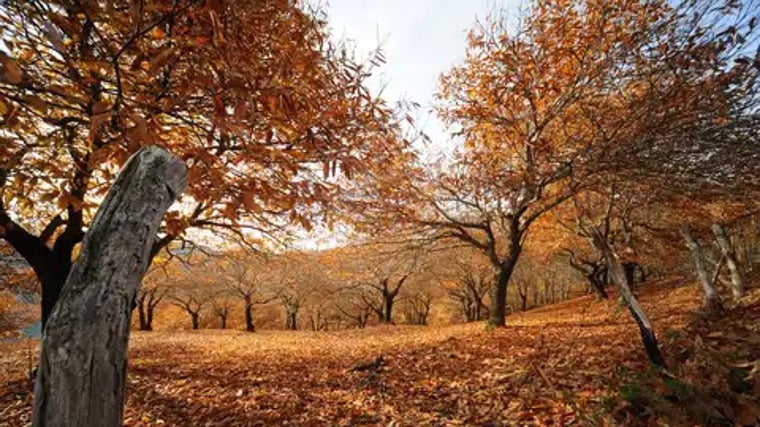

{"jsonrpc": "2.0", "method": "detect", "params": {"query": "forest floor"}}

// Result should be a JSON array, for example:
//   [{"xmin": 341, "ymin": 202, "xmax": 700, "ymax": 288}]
[{"xmin": 1, "ymin": 278, "xmax": 759, "ymax": 426}]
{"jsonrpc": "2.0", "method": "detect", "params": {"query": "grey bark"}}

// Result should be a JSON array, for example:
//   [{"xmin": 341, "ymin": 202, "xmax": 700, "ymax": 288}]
[
  {"xmin": 32, "ymin": 146, "xmax": 187, "ymax": 427},
  {"xmin": 680, "ymin": 227, "xmax": 723, "ymax": 311},
  {"xmin": 712, "ymin": 223, "xmax": 745, "ymax": 299},
  {"xmin": 590, "ymin": 228, "xmax": 666, "ymax": 367}
]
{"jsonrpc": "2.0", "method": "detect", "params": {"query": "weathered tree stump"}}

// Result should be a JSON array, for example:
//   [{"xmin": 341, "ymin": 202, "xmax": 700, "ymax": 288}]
[{"xmin": 32, "ymin": 146, "xmax": 187, "ymax": 427}]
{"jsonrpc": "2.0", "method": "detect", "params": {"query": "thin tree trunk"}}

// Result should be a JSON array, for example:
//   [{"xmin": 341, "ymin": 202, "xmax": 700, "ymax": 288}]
[
  {"xmin": 383, "ymin": 296, "xmax": 394, "ymax": 324},
  {"xmin": 137, "ymin": 297, "xmax": 150, "ymax": 331},
  {"xmin": 286, "ymin": 311, "xmax": 297, "ymax": 330},
  {"xmin": 712, "ymin": 223, "xmax": 745, "ymax": 300},
  {"xmin": 33, "ymin": 146, "xmax": 186, "ymax": 427},
  {"xmin": 146, "ymin": 304, "xmax": 155, "ymax": 331},
  {"xmin": 244, "ymin": 299, "xmax": 255, "ymax": 332},
  {"xmin": 681, "ymin": 227, "xmax": 723, "ymax": 311},
  {"xmin": 191, "ymin": 312, "xmax": 199, "ymax": 330},
  {"xmin": 591, "ymin": 229, "xmax": 666, "ymax": 368}
]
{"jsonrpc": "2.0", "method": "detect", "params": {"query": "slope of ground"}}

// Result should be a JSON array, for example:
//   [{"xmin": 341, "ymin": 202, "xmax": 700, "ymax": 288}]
[{"xmin": 1, "ymin": 278, "xmax": 758, "ymax": 426}]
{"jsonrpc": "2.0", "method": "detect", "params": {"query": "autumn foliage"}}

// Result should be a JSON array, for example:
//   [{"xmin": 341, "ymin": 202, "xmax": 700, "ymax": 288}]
[{"xmin": 2, "ymin": 0, "xmax": 760, "ymax": 425}]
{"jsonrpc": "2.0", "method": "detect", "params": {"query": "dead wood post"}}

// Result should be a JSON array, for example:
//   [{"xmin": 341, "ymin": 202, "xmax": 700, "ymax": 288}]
[{"xmin": 32, "ymin": 146, "xmax": 187, "ymax": 427}]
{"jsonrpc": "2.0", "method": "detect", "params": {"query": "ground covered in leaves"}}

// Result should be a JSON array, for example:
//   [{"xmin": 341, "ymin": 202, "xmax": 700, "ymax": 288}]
[{"xmin": 2, "ymin": 278, "xmax": 759, "ymax": 426}]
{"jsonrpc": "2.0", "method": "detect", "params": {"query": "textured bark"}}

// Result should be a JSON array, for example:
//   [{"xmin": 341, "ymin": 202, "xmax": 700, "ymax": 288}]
[
  {"xmin": 32, "ymin": 146, "xmax": 187, "ymax": 427},
  {"xmin": 489, "ymin": 247, "xmax": 521, "ymax": 327},
  {"xmin": 681, "ymin": 227, "xmax": 723, "ymax": 311},
  {"xmin": 712, "ymin": 223, "xmax": 745, "ymax": 299},
  {"xmin": 591, "ymin": 228, "xmax": 666, "ymax": 367},
  {"xmin": 488, "ymin": 217, "xmax": 523, "ymax": 327}
]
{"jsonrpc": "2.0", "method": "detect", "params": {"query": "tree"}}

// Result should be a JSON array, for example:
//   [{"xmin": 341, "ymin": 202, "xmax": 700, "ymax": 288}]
[
  {"xmin": 349, "ymin": 245, "xmax": 419, "ymax": 325},
  {"xmin": 352, "ymin": 0, "xmax": 759, "ymax": 329},
  {"xmin": 403, "ymin": 292, "xmax": 432, "ymax": 326},
  {"xmin": 171, "ymin": 293, "xmax": 205, "ymax": 330},
  {"xmin": 680, "ymin": 227, "xmax": 724, "ymax": 311},
  {"xmin": 0, "ymin": 0, "xmax": 400, "ymax": 328},
  {"xmin": 136, "ymin": 284, "xmax": 165, "ymax": 332},
  {"xmin": 334, "ymin": 291, "xmax": 373, "ymax": 329},
  {"xmin": 275, "ymin": 252, "xmax": 329, "ymax": 331},
  {"xmin": 712, "ymin": 223, "xmax": 746, "ymax": 300},
  {"xmin": 168, "ymin": 264, "xmax": 214, "ymax": 330},
  {"xmin": 220, "ymin": 252, "xmax": 279, "ymax": 332},
  {"xmin": 32, "ymin": 146, "xmax": 185, "ymax": 426},
  {"xmin": 211, "ymin": 296, "xmax": 232, "ymax": 330},
  {"xmin": 440, "ymin": 253, "xmax": 490, "ymax": 321},
  {"xmin": 135, "ymin": 260, "xmax": 176, "ymax": 331},
  {"xmin": 564, "ymin": 248, "xmax": 608, "ymax": 300}
]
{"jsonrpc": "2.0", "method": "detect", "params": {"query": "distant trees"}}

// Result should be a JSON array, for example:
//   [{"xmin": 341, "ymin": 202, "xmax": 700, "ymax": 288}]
[
  {"xmin": 349, "ymin": 246, "xmax": 421, "ymax": 325},
  {"xmin": 680, "ymin": 215, "xmax": 759, "ymax": 312},
  {"xmin": 338, "ymin": 0, "xmax": 760, "ymax": 367},
  {"xmin": 0, "ymin": 0, "xmax": 401, "ymax": 333},
  {"xmin": 211, "ymin": 298, "xmax": 232, "ymax": 330},
  {"xmin": 334, "ymin": 290, "xmax": 373, "ymax": 329},
  {"xmin": 440, "ymin": 254, "xmax": 490, "ymax": 322},
  {"xmin": 136, "ymin": 285, "xmax": 165, "ymax": 332},
  {"xmin": 402, "ymin": 292, "xmax": 432, "ymax": 326},
  {"xmin": 221, "ymin": 253, "xmax": 279, "ymax": 332},
  {"xmin": 170, "ymin": 290, "xmax": 207, "ymax": 330}
]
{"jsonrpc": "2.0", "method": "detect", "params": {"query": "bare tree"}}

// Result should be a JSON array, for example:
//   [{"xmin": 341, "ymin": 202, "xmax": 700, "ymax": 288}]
[
  {"xmin": 441, "ymin": 257, "xmax": 490, "ymax": 321},
  {"xmin": 136, "ymin": 286, "xmax": 166, "ymax": 332},
  {"xmin": 403, "ymin": 292, "xmax": 432, "ymax": 326},
  {"xmin": 211, "ymin": 296, "xmax": 232, "ymax": 330},
  {"xmin": 221, "ymin": 253, "xmax": 279, "ymax": 332}
]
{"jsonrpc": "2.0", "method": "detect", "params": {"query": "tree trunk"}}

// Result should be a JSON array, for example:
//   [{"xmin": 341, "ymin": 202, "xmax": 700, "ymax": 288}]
[
  {"xmin": 146, "ymin": 304, "xmax": 154, "ymax": 331},
  {"xmin": 383, "ymin": 295, "xmax": 394, "ymax": 324},
  {"xmin": 712, "ymin": 223, "xmax": 745, "ymax": 300},
  {"xmin": 0, "ymin": 224, "xmax": 74, "ymax": 328},
  {"xmin": 286, "ymin": 311, "xmax": 297, "ymax": 330},
  {"xmin": 244, "ymin": 300, "xmax": 255, "ymax": 332},
  {"xmin": 590, "ymin": 274, "xmax": 609, "ymax": 299},
  {"xmin": 623, "ymin": 263, "xmax": 637, "ymax": 289},
  {"xmin": 462, "ymin": 300, "xmax": 472, "ymax": 322},
  {"xmin": 39, "ymin": 259, "xmax": 70, "ymax": 329},
  {"xmin": 591, "ymin": 229, "xmax": 666, "ymax": 368},
  {"xmin": 137, "ymin": 299, "xmax": 151, "ymax": 331},
  {"xmin": 219, "ymin": 314, "xmax": 227, "ymax": 330},
  {"xmin": 681, "ymin": 227, "xmax": 723, "ymax": 311},
  {"xmin": 489, "ymin": 256, "xmax": 519, "ymax": 327},
  {"xmin": 191, "ymin": 312, "xmax": 200, "ymax": 330},
  {"xmin": 33, "ymin": 146, "xmax": 186, "ymax": 427}
]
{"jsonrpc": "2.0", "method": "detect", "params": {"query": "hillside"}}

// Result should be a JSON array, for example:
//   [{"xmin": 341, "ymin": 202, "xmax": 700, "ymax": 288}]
[{"xmin": 2, "ymin": 278, "xmax": 758, "ymax": 426}]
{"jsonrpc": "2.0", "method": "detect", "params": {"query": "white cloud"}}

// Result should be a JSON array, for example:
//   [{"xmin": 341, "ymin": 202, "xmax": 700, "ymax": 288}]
[{"xmin": 323, "ymin": 0, "xmax": 521, "ymax": 150}]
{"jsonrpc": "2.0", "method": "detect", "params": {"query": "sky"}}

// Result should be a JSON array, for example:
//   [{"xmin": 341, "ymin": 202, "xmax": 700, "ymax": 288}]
[
  {"xmin": 323, "ymin": 0, "xmax": 521, "ymax": 152},
  {"xmin": 297, "ymin": 0, "xmax": 523, "ymax": 250}
]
